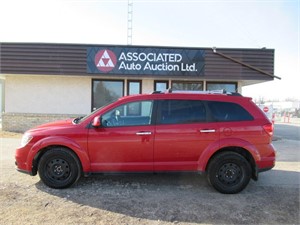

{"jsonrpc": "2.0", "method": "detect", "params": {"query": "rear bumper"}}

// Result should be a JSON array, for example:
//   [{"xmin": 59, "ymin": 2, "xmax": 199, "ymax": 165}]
[
  {"xmin": 255, "ymin": 155, "xmax": 275, "ymax": 177},
  {"xmin": 258, "ymin": 165, "xmax": 274, "ymax": 173},
  {"xmin": 256, "ymin": 142, "xmax": 276, "ymax": 171}
]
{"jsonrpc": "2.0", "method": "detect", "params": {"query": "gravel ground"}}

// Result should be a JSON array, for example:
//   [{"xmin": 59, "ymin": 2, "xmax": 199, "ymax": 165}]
[{"xmin": 0, "ymin": 133, "xmax": 299, "ymax": 225}]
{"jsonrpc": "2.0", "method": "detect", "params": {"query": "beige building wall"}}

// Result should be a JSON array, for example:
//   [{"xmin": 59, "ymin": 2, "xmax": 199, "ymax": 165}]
[
  {"xmin": 2, "ymin": 75, "xmax": 242, "ymax": 132},
  {"xmin": 5, "ymin": 75, "xmax": 91, "ymax": 114}
]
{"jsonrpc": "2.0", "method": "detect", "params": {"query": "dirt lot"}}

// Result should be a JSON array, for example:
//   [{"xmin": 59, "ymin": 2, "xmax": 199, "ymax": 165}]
[{"xmin": 0, "ymin": 131, "xmax": 299, "ymax": 225}]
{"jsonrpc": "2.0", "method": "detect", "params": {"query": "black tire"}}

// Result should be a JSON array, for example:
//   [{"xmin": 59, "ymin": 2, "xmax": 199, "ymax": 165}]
[
  {"xmin": 207, "ymin": 152, "xmax": 251, "ymax": 194},
  {"xmin": 38, "ymin": 147, "xmax": 81, "ymax": 189}
]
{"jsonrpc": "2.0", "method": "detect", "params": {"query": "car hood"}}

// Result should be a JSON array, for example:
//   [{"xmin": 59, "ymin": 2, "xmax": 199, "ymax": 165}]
[{"xmin": 28, "ymin": 119, "xmax": 75, "ymax": 133}]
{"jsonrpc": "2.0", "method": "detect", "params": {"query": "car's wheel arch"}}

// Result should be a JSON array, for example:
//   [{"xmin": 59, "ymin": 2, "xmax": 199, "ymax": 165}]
[
  {"xmin": 37, "ymin": 146, "xmax": 82, "ymax": 188},
  {"xmin": 205, "ymin": 146, "xmax": 258, "ymax": 180},
  {"xmin": 206, "ymin": 151, "xmax": 253, "ymax": 193},
  {"xmin": 197, "ymin": 138, "xmax": 260, "ymax": 179},
  {"xmin": 32, "ymin": 144, "xmax": 84, "ymax": 176},
  {"xmin": 28, "ymin": 137, "xmax": 90, "ymax": 175}
]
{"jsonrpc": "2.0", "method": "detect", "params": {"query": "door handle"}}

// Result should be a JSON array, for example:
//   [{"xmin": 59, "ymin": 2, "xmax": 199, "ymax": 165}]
[
  {"xmin": 136, "ymin": 131, "xmax": 152, "ymax": 135},
  {"xmin": 200, "ymin": 129, "xmax": 216, "ymax": 133}
]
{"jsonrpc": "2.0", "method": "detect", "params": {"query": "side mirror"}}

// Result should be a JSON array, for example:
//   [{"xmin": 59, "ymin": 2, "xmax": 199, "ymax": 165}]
[{"xmin": 92, "ymin": 116, "xmax": 101, "ymax": 127}]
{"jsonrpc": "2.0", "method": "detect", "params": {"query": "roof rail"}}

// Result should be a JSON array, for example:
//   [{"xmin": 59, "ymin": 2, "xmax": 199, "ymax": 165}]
[
  {"xmin": 151, "ymin": 91, "xmax": 163, "ymax": 94},
  {"xmin": 152, "ymin": 89, "xmax": 242, "ymax": 96},
  {"xmin": 171, "ymin": 89, "xmax": 226, "ymax": 94}
]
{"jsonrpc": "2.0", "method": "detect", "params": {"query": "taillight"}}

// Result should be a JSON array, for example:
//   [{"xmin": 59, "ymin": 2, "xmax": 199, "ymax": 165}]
[{"xmin": 263, "ymin": 123, "xmax": 274, "ymax": 136}]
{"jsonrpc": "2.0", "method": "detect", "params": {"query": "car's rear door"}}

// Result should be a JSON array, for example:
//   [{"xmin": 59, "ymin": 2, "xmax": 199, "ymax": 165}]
[{"xmin": 153, "ymin": 99, "xmax": 219, "ymax": 171}]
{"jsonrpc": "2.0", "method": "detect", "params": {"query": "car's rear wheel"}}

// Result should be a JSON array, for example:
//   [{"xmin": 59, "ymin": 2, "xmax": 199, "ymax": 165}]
[
  {"xmin": 38, "ymin": 147, "xmax": 81, "ymax": 189},
  {"xmin": 207, "ymin": 152, "xmax": 251, "ymax": 194}
]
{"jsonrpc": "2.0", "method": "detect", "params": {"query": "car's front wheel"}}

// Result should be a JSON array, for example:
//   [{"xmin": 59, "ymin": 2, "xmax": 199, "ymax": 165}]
[
  {"xmin": 207, "ymin": 152, "xmax": 251, "ymax": 194},
  {"xmin": 38, "ymin": 147, "xmax": 81, "ymax": 189}
]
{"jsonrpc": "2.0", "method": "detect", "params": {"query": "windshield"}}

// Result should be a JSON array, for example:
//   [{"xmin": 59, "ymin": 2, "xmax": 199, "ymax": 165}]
[{"xmin": 72, "ymin": 101, "xmax": 114, "ymax": 124}]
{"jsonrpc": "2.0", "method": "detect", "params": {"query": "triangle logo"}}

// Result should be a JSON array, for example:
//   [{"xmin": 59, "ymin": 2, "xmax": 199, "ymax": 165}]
[
  {"xmin": 95, "ymin": 49, "xmax": 117, "ymax": 72},
  {"xmin": 97, "ymin": 50, "xmax": 115, "ymax": 68}
]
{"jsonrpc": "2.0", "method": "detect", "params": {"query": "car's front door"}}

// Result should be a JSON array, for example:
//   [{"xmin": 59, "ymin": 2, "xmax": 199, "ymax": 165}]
[{"xmin": 88, "ymin": 100, "xmax": 155, "ymax": 172}]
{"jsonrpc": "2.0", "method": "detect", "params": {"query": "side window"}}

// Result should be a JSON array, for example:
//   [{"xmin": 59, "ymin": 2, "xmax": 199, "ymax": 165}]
[
  {"xmin": 159, "ymin": 100, "xmax": 206, "ymax": 124},
  {"xmin": 101, "ymin": 101, "xmax": 153, "ymax": 127},
  {"xmin": 207, "ymin": 101, "xmax": 253, "ymax": 122}
]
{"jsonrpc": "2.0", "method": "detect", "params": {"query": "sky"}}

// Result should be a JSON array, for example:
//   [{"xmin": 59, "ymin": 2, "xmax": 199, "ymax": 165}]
[{"xmin": 0, "ymin": 0, "xmax": 299, "ymax": 101}]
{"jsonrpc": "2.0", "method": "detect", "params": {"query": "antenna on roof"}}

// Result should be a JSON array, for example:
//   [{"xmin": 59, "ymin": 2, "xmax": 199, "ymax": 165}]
[{"xmin": 127, "ymin": 0, "xmax": 133, "ymax": 45}]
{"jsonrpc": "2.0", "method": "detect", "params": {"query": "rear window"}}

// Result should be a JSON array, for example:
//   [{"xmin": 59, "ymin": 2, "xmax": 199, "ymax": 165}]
[{"xmin": 207, "ymin": 101, "xmax": 253, "ymax": 122}]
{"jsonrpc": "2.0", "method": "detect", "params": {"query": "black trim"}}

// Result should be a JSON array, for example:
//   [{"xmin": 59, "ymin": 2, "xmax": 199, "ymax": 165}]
[
  {"xmin": 258, "ymin": 166, "xmax": 274, "ymax": 173},
  {"xmin": 16, "ymin": 168, "xmax": 34, "ymax": 176},
  {"xmin": 150, "ymin": 100, "xmax": 159, "ymax": 125}
]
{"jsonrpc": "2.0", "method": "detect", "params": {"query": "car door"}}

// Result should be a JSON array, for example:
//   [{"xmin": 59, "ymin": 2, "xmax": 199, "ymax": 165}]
[
  {"xmin": 88, "ymin": 100, "xmax": 155, "ymax": 172},
  {"xmin": 154, "ymin": 99, "xmax": 219, "ymax": 171}
]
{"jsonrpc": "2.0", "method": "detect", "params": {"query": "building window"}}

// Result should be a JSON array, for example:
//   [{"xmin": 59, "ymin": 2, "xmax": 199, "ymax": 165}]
[
  {"xmin": 127, "ymin": 80, "xmax": 142, "ymax": 95},
  {"xmin": 206, "ymin": 82, "xmax": 237, "ymax": 93},
  {"xmin": 171, "ymin": 81, "xmax": 203, "ymax": 91},
  {"xmin": 154, "ymin": 81, "xmax": 169, "ymax": 92},
  {"xmin": 92, "ymin": 80, "xmax": 124, "ymax": 111}
]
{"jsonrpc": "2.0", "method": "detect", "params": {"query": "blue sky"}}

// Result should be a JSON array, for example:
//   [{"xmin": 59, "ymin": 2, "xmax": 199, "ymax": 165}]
[{"xmin": 0, "ymin": 0, "xmax": 299, "ymax": 100}]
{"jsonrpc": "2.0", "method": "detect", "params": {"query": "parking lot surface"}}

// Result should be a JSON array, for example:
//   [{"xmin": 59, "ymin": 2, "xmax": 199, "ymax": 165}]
[{"xmin": 0, "ymin": 125, "xmax": 299, "ymax": 225}]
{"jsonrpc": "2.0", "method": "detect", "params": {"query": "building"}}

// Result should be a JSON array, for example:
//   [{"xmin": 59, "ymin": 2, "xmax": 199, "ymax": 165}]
[{"xmin": 0, "ymin": 43, "xmax": 278, "ymax": 132}]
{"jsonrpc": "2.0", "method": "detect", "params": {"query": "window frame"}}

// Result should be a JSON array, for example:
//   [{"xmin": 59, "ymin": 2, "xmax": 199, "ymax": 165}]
[{"xmin": 127, "ymin": 80, "xmax": 142, "ymax": 95}]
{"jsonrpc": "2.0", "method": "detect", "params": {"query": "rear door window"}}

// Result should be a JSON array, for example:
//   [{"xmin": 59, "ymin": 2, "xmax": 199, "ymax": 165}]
[
  {"xmin": 158, "ymin": 100, "xmax": 207, "ymax": 124},
  {"xmin": 207, "ymin": 101, "xmax": 253, "ymax": 122}
]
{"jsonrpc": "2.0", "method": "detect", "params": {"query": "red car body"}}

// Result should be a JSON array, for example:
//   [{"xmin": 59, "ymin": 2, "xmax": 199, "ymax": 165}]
[{"xmin": 15, "ymin": 92, "xmax": 276, "ymax": 193}]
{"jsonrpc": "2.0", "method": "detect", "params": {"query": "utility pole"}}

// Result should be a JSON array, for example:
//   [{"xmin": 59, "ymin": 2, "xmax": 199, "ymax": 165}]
[{"xmin": 127, "ymin": 0, "xmax": 133, "ymax": 45}]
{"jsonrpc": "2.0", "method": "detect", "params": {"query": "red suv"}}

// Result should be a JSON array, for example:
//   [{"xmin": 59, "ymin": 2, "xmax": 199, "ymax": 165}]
[{"xmin": 15, "ymin": 91, "xmax": 276, "ymax": 194}]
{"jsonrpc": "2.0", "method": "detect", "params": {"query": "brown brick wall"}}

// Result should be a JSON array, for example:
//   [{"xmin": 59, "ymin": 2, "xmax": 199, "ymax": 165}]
[{"xmin": 2, "ymin": 113, "xmax": 84, "ymax": 133}]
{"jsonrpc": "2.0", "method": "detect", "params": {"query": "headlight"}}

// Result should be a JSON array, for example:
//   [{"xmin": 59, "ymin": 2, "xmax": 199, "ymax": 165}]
[{"xmin": 20, "ymin": 133, "xmax": 33, "ymax": 147}]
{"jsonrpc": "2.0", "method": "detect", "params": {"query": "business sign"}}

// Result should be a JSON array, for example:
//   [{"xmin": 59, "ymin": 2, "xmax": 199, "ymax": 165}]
[{"xmin": 87, "ymin": 46, "xmax": 205, "ymax": 76}]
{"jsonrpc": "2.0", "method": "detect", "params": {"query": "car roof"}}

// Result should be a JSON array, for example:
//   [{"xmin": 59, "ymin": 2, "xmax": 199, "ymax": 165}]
[{"xmin": 118, "ymin": 91, "xmax": 252, "ymax": 102}]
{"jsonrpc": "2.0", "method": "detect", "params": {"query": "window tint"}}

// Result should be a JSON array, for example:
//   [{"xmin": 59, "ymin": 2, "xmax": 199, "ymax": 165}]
[
  {"xmin": 102, "ymin": 101, "xmax": 153, "ymax": 127},
  {"xmin": 159, "ymin": 100, "xmax": 206, "ymax": 124},
  {"xmin": 207, "ymin": 101, "xmax": 253, "ymax": 122}
]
